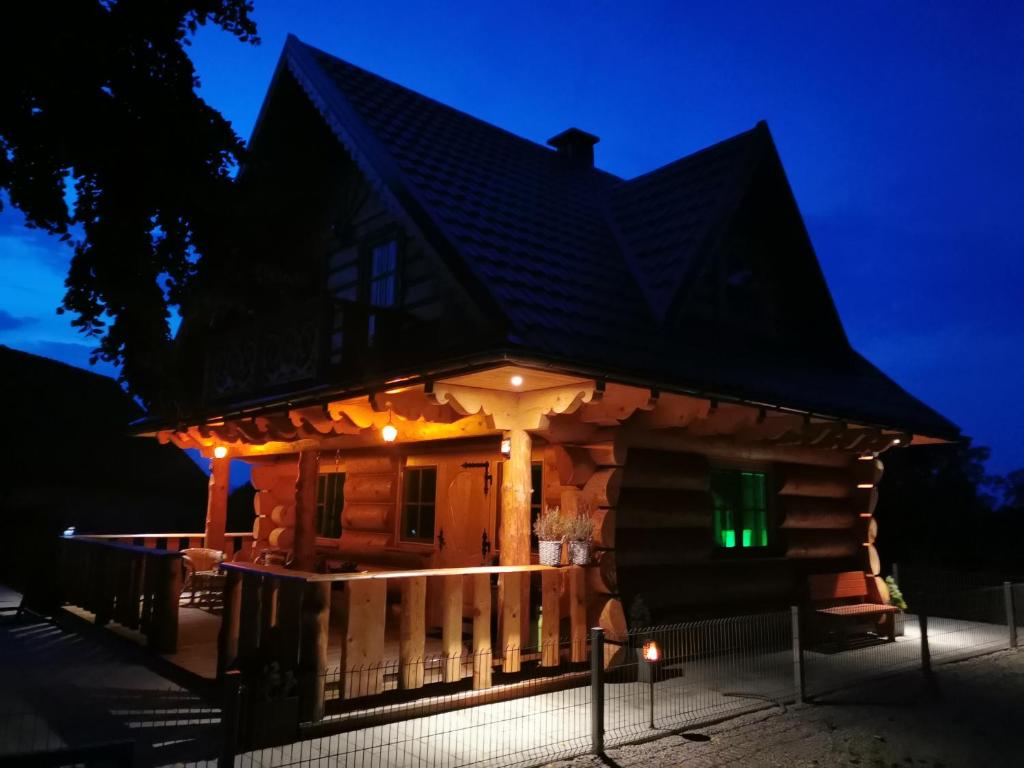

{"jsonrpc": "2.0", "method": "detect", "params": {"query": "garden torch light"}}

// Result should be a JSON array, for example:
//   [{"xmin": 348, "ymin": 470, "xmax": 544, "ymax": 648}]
[{"xmin": 641, "ymin": 639, "xmax": 661, "ymax": 729}]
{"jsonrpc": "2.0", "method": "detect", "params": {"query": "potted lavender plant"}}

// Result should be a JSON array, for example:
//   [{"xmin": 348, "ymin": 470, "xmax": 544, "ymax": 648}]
[
  {"xmin": 534, "ymin": 506, "xmax": 567, "ymax": 566},
  {"xmin": 566, "ymin": 511, "xmax": 595, "ymax": 566}
]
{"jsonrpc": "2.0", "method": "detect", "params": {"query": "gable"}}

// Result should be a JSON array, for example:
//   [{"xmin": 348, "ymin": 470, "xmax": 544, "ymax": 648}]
[
  {"xmin": 668, "ymin": 133, "xmax": 849, "ymax": 352},
  {"xmin": 608, "ymin": 127, "xmax": 762, "ymax": 320}
]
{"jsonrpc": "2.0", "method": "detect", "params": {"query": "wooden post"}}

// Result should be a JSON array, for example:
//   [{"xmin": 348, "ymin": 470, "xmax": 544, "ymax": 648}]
[
  {"xmin": 292, "ymin": 450, "xmax": 319, "ymax": 571},
  {"xmin": 501, "ymin": 571, "xmax": 522, "ymax": 673},
  {"xmin": 150, "ymin": 554, "xmax": 182, "ymax": 654},
  {"xmin": 340, "ymin": 580, "xmax": 387, "ymax": 698},
  {"xmin": 217, "ymin": 570, "xmax": 242, "ymax": 678},
  {"xmin": 238, "ymin": 573, "xmax": 262, "ymax": 667},
  {"xmin": 399, "ymin": 576, "xmax": 426, "ymax": 689},
  {"xmin": 260, "ymin": 577, "xmax": 279, "ymax": 641},
  {"xmin": 500, "ymin": 428, "xmax": 532, "ymax": 643},
  {"xmin": 472, "ymin": 573, "xmax": 492, "ymax": 689},
  {"xmin": 205, "ymin": 456, "xmax": 230, "ymax": 553},
  {"xmin": 277, "ymin": 579, "xmax": 304, "ymax": 673},
  {"xmin": 441, "ymin": 575, "xmax": 464, "ymax": 682},
  {"xmin": 569, "ymin": 566, "xmax": 587, "ymax": 662},
  {"xmin": 541, "ymin": 569, "xmax": 560, "ymax": 667},
  {"xmin": 298, "ymin": 581, "xmax": 330, "ymax": 723}
]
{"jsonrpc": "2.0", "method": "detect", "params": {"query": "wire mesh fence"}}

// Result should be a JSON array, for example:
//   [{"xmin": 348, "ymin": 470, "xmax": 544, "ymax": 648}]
[
  {"xmin": 603, "ymin": 611, "xmax": 793, "ymax": 747},
  {"xmin": 3, "ymin": 566, "xmax": 1021, "ymax": 767},
  {"xmin": 234, "ymin": 644, "xmax": 592, "ymax": 768}
]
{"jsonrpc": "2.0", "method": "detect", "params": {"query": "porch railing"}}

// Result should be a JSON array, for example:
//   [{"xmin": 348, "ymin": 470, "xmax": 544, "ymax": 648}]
[
  {"xmin": 58, "ymin": 537, "xmax": 183, "ymax": 653},
  {"xmin": 72, "ymin": 531, "xmax": 254, "ymax": 560},
  {"xmin": 56, "ymin": 532, "xmax": 254, "ymax": 653},
  {"xmin": 218, "ymin": 562, "xmax": 590, "ymax": 722}
]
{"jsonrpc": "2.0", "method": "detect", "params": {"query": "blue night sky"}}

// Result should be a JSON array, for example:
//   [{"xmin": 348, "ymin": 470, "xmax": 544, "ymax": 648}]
[{"xmin": 1, "ymin": 1, "xmax": 1022, "ymax": 473}]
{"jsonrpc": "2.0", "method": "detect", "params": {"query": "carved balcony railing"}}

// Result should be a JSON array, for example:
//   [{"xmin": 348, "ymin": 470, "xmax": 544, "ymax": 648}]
[{"xmin": 203, "ymin": 298, "xmax": 415, "ymax": 404}]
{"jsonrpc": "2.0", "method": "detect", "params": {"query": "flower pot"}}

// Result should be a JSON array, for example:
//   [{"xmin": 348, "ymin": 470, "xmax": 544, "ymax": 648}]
[
  {"xmin": 568, "ymin": 539, "xmax": 591, "ymax": 566},
  {"xmin": 538, "ymin": 539, "xmax": 563, "ymax": 566}
]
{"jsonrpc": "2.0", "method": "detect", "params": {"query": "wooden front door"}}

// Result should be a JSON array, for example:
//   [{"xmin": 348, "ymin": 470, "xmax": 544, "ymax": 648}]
[{"xmin": 435, "ymin": 457, "xmax": 495, "ymax": 570}]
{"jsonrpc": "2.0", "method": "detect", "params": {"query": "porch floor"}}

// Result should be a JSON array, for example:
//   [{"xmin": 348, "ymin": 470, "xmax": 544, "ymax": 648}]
[{"xmin": 63, "ymin": 590, "xmax": 455, "ymax": 682}]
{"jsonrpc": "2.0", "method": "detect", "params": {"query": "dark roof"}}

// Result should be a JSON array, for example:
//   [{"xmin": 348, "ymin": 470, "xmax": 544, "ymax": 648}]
[{"xmin": 275, "ymin": 35, "xmax": 958, "ymax": 440}]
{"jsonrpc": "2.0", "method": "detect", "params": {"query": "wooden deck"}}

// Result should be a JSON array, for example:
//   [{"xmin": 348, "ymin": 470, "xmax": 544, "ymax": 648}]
[{"xmin": 64, "ymin": 596, "xmax": 457, "ymax": 682}]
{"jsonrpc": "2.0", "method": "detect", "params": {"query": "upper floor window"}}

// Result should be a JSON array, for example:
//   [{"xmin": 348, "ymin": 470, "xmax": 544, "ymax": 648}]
[
  {"xmin": 401, "ymin": 466, "xmax": 437, "ymax": 543},
  {"xmin": 368, "ymin": 240, "xmax": 397, "ymax": 308},
  {"xmin": 315, "ymin": 472, "xmax": 345, "ymax": 539},
  {"xmin": 711, "ymin": 469, "xmax": 769, "ymax": 550},
  {"xmin": 366, "ymin": 239, "xmax": 397, "ymax": 345}
]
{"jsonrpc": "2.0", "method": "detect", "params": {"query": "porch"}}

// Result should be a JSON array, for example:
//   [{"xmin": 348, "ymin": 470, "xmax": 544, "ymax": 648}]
[{"xmin": 57, "ymin": 532, "xmax": 590, "ymax": 722}]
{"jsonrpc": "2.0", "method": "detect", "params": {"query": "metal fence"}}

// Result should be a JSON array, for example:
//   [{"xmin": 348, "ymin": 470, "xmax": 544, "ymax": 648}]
[{"xmin": 4, "ymin": 566, "xmax": 1021, "ymax": 767}]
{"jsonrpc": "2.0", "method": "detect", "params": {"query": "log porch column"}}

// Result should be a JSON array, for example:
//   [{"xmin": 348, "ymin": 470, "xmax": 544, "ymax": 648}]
[
  {"xmin": 204, "ymin": 456, "xmax": 230, "ymax": 552},
  {"xmin": 293, "ymin": 450, "xmax": 319, "ymax": 571},
  {"xmin": 500, "ymin": 428, "xmax": 532, "ymax": 645},
  {"xmin": 499, "ymin": 428, "xmax": 532, "ymax": 566}
]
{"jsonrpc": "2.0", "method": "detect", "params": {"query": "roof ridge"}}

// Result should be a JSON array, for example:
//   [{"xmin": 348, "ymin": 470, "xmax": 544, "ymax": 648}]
[
  {"xmin": 290, "ymin": 35, "xmax": 623, "ymax": 184},
  {"xmin": 614, "ymin": 121, "xmax": 764, "ymax": 189}
]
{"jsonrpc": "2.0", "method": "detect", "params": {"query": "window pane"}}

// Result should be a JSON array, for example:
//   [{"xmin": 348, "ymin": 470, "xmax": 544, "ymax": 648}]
[
  {"xmin": 402, "ymin": 467, "xmax": 437, "ymax": 542},
  {"xmin": 370, "ymin": 276, "xmax": 395, "ymax": 307},
  {"xmin": 371, "ymin": 241, "xmax": 397, "ymax": 277},
  {"xmin": 712, "ymin": 469, "xmax": 768, "ymax": 549},
  {"xmin": 369, "ymin": 241, "xmax": 397, "ymax": 308}
]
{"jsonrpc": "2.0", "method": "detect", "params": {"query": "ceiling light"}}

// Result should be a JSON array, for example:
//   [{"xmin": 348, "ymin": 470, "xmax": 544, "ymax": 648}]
[
  {"xmin": 213, "ymin": 446, "xmax": 228, "ymax": 459},
  {"xmin": 510, "ymin": 374, "xmax": 524, "ymax": 387}
]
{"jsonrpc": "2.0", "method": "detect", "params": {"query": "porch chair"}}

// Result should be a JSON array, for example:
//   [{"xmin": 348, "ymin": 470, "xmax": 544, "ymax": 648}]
[{"xmin": 181, "ymin": 547, "xmax": 226, "ymax": 608}]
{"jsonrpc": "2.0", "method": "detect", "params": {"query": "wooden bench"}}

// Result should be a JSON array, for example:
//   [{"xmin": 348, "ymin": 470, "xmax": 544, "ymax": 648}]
[{"xmin": 808, "ymin": 571, "xmax": 898, "ymax": 647}]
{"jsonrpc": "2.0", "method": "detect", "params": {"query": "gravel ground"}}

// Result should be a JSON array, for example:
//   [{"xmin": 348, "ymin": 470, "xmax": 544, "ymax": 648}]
[{"xmin": 550, "ymin": 649, "xmax": 1024, "ymax": 768}]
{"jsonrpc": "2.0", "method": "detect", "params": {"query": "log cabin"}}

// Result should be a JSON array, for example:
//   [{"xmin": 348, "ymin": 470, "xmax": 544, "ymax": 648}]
[{"xmin": 62, "ymin": 35, "xmax": 958, "ymax": 709}]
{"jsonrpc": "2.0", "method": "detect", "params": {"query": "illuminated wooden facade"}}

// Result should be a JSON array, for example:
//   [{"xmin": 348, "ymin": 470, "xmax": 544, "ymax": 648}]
[{"xmin": 62, "ymin": 36, "xmax": 959, "ymax": 714}]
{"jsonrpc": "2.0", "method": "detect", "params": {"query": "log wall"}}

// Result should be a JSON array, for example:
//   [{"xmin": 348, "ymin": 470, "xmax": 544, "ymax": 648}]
[
  {"xmin": 549, "ymin": 435, "xmax": 888, "ymax": 625},
  {"xmin": 250, "ymin": 459, "xmax": 302, "ymax": 560}
]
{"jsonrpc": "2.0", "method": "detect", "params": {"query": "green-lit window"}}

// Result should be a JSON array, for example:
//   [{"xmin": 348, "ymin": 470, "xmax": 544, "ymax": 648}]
[
  {"xmin": 315, "ymin": 473, "xmax": 345, "ymax": 539},
  {"xmin": 401, "ymin": 467, "xmax": 437, "ymax": 543},
  {"xmin": 712, "ymin": 469, "xmax": 769, "ymax": 549}
]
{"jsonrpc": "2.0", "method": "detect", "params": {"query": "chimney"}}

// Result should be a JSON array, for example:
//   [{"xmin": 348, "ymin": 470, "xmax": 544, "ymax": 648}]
[{"xmin": 546, "ymin": 127, "xmax": 600, "ymax": 168}]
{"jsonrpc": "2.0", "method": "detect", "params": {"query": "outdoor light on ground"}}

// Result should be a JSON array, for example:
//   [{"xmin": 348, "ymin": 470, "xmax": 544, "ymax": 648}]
[
  {"xmin": 642, "ymin": 640, "xmax": 660, "ymax": 662},
  {"xmin": 640, "ymin": 639, "xmax": 662, "ymax": 728}
]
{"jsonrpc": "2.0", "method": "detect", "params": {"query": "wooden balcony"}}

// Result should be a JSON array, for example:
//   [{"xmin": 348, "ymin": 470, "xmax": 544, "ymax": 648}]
[{"xmin": 202, "ymin": 297, "xmax": 424, "ymax": 404}]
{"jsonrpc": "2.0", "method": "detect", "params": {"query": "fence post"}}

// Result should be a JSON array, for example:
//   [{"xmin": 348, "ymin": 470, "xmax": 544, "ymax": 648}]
[
  {"xmin": 220, "ymin": 669, "xmax": 242, "ymax": 768},
  {"xmin": 590, "ymin": 627, "xmax": 605, "ymax": 756},
  {"xmin": 791, "ymin": 605, "xmax": 805, "ymax": 704},
  {"xmin": 919, "ymin": 591, "xmax": 931, "ymax": 675},
  {"xmin": 1004, "ymin": 581, "xmax": 1018, "ymax": 649}
]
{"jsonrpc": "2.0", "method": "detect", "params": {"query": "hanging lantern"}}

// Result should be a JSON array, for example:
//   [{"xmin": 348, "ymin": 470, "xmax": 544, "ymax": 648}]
[{"xmin": 381, "ymin": 407, "xmax": 398, "ymax": 442}]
